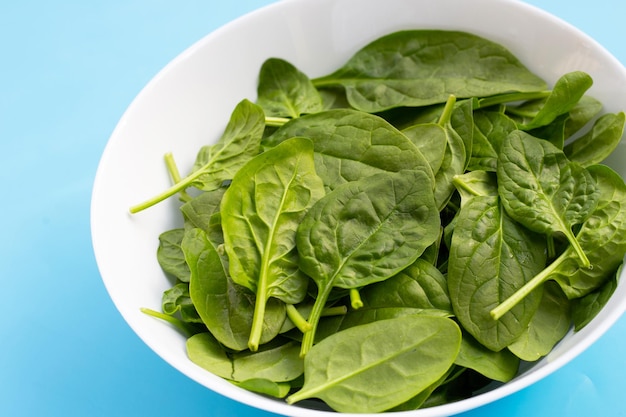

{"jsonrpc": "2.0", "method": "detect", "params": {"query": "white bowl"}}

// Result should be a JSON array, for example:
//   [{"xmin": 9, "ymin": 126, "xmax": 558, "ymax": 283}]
[{"xmin": 91, "ymin": 0, "xmax": 626, "ymax": 415}]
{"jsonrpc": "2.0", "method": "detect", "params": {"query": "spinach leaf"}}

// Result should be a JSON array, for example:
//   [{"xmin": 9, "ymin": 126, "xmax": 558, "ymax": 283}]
[
  {"xmin": 508, "ymin": 281, "xmax": 571, "ymax": 361},
  {"xmin": 312, "ymin": 30, "xmax": 546, "ymax": 112},
  {"xmin": 572, "ymin": 266, "xmax": 620, "ymax": 331},
  {"xmin": 187, "ymin": 333, "xmax": 303, "ymax": 382},
  {"xmin": 221, "ymin": 137, "xmax": 326, "ymax": 350},
  {"xmin": 517, "ymin": 71, "xmax": 593, "ymax": 131},
  {"xmin": 130, "ymin": 99, "xmax": 265, "ymax": 213},
  {"xmin": 497, "ymin": 130, "xmax": 599, "ymax": 267},
  {"xmin": 563, "ymin": 95, "xmax": 603, "ymax": 138},
  {"xmin": 360, "ymin": 258, "xmax": 452, "ymax": 314},
  {"xmin": 401, "ymin": 123, "xmax": 447, "ymax": 175},
  {"xmin": 491, "ymin": 164, "xmax": 626, "ymax": 317},
  {"xmin": 161, "ymin": 282, "xmax": 202, "ymax": 323},
  {"xmin": 564, "ymin": 112, "xmax": 626, "ymax": 167},
  {"xmin": 231, "ymin": 379, "xmax": 292, "ymax": 398},
  {"xmin": 256, "ymin": 58, "xmax": 324, "ymax": 118},
  {"xmin": 469, "ymin": 109, "xmax": 517, "ymax": 172},
  {"xmin": 455, "ymin": 332, "xmax": 520, "ymax": 382},
  {"xmin": 180, "ymin": 186, "xmax": 227, "ymax": 242},
  {"xmin": 297, "ymin": 170, "xmax": 440, "ymax": 356},
  {"xmin": 184, "ymin": 228, "xmax": 286, "ymax": 351},
  {"xmin": 286, "ymin": 315, "xmax": 461, "ymax": 413},
  {"xmin": 156, "ymin": 228, "xmax": 190, "ymax": 282},
  {"xmin": 263, "ymin": 109, "xmax": 434, "ymax": 191},
  {"xmin": 448, "ymin": 195, "xmax": 547, "ymax": 351}
]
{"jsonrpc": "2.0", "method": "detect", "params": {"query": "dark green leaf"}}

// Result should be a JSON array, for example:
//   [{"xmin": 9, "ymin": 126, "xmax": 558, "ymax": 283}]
[{"xmin": 157, "ymin": 229, "xmax": 190, "ymax": 282}]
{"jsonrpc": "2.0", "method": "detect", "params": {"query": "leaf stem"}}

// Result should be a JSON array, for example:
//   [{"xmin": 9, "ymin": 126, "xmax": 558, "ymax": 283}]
[
  {"xmin": 477, "ymin": 91, "xmax": 551, "ymax": 109},
  {"xmin": 164, "ymin": 152, "xmax": 192, "ymax": 203},
  {"xmin": 490, "ymin": 251, "xmax": 567, "ymax": 320},
  {"xmin": 300, "ymin": 285, "xmax": 333, "ymax": 357},
  {"xmin": 129, "ymin": 168, "xmax": 206, "ymax": 213},
  {"xmin": 265, "ymin": 116, "xmax": 291, "ymax": 127},
  {"xmin": 349, "ymin": 288, "xmax": 364, "ymax": 310},
  {"xmin": 140, "ymin": 307, "xmax": 196, "ymax": 337},
  {"xmin": 286, "ymin": 304, "xmax": 313, "ymax": 333},
  {"xmin": 438, "ymin": 95, "xmax": 457, "ymax": 126}
]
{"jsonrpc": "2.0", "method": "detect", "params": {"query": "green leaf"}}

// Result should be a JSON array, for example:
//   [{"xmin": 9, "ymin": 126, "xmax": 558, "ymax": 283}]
[
  {"xmin": 129, "ymin": 99, "xmax": 265, "ymax": 213},
  {"xmin": 263, "ymin": 109, "xmax": 434, "ymax": 191},
  {"xmin": 491, "ymin": 165, "xmax": 626, "ymax": 317},
  {"xmin": 184, "ymin": 228, "xmax": 286, "ymax": 351},
  {"xmin": 161, "ymin": 282, "xmax": 202, "ymax": 323},
  {"xmin": 296, "ymin": 170, "xmax": 440, "ymax": 355},
  {"xmin": 508, "ymin": 282, "xmax": 571, "ymax": 361},
  {"xmin": 360, "ymin": 258, "xmax": 452, "ymax": 314},
  {"xmin": 157, "ymin": 229, "xmax": 190, "ymax": 282},
  {"xmin": 497, "ymin": 130, "xmax": 599, "ymax": 267},
  {"xmin": 572, "ymin": 266, "xmax": 620, "ymax": 331},
  {"xmin": 256, "ymin": 58, "xmax": 324, "ymax": 118},
  {"xmin": 468, "ymin": 109, "xmax": 517, "ymax": 172},
  {"xmin": 448, "ymin": 195, "xmax": 547, "ymax": 351},
  {"xmin": 517, "ymin": 71, "xmax": 593, "ymax": 131},
  {"xmin": 180, "ymin": 186, "xmax": 227, "ymax": 243},
  {"xmin": 221, "ymin": 137, "xmax": 326, "ymax": 350},
  {"xmin": 401, "ymin": 123, "xmax": 447, "ymax": 175},
  {"xmin": 564, "ymin": 112, "xmax": 626, "ymax": 167},
  {"xmin": 313, "ymin": 30, "xmax": 546, "ymax": 112},
  {"xmin": 455, "ymin": 332, "xmax": 520, "ymax": 382},
  {"xmin": 230, "ymin": 379, "xmax": 292, "ymax": 398},
  {"xmin": 187, "ymin": 333, "xmax": 303, "ymax": 382},
  {"xmin": 286, "ymin": 315, "xmax": 461, "ymax": 413}
]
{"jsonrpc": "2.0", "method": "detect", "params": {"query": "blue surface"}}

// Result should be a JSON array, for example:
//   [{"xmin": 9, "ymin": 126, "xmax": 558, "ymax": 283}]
[{"xmin": 1, "ymin": 1, "xmax": 626, "ymax": 416}]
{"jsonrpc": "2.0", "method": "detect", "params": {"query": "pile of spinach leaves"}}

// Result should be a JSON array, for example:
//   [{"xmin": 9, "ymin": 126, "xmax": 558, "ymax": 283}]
[{"xmin": 133, "ymin": 30, "xmax": 626, "ymax": 413}]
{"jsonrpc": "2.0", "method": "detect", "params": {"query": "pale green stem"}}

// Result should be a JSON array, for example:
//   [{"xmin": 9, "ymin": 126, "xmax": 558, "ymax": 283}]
[
  {"xmin": 437, "ymin": 95, "xmax": 457, "ymax": 126},
  {"xmin": 321, "ymin": 305, "xmax": 348, "ymax": 317},
  {"xmin": 286, "ymin": 304, "xmax": 312, "ymax": 333},
  {"xmin": 265, "ymin": 116, "xmax": 291, "ymax": 127},
  {"xmin": 477, "ymin": 91, "xmax": 551, "ymax": 109},
  {"xmin": 129, "ymin": 167, "xmax": 205, "ymax": 213},
  {"xmin": 349, "ymin": 288, "xmax": 364, "ymax": 310},
  {"xmin": 140, "ymin": 307, "xmax": 195, "ymax": 337},
  {"xmin": 300, "ymin": 285, "xmax": 333, "ymax": 358},
  {"xmin": 163, "ymin": 152, "xmax": 192, "ymax": 203},
  {"xmin": 490, "ymin": 250, "xmax": 568, "ymax": 320}
]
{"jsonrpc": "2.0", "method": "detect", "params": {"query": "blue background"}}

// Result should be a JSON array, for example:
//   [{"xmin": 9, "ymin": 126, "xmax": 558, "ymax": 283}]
[{"xmin": 1, "ymin": 1, "xmax": 625, "ymax": 416}]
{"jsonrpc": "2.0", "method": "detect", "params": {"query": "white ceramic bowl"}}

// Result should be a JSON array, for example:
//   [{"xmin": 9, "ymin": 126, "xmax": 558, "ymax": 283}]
[{"xmin": 91, "ymin": 0, "xmax": 626, "ymax": 415}]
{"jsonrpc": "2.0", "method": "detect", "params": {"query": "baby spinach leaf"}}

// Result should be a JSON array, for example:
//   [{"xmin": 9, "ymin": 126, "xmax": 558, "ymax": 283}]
[
  {"xmin": 508, "ymin": 281, "xmax": 571, "ymax": 361},
  {"xmin": 286, "ymin": 315, "xmax": 461, "ymax": 413},
  {"xmin": 187, "ymin": 333, "xmax": 304, "ymax": 382},
  {"xmin": 448, "ymin": 195, "xmax": 547, "ymax": 351},
  {"xmin": 297, "ymin": 170, "xmax": 440, "ymax": 355},
  {"xmin": 256, "ymin": 58, "xmax": 324, "ymax": 118},
  {"xmin": 517, "ymin": 71, "xmax": 593, "ymax": 131},
  {"xmin": 455, "ymin": 332, "xmax": 520, "ymax": 382},
  {"xmin": 563, "ymin": 95, "xmax": 603, "ymax": 138},
  {"xmin": 161, "ymin": 282, "xmax": 202, "ymax": 323},
  {"xmin": 129, "ymin": 99, "xmax": 265, "ymax": 213},
  {"xmin": 491, "ymin": 164, "xmax": 626, "ymax": 317},
  {"xmin": 469, "ymin": 109, "xmax": 517, "ymax": 172},
  {"xmin": 572, "ymin": 266, "xmax": 620, "ymax": 331},
  {"xmin": 180, "ymin": 186, "xmax": 227, "ymax": 242},
  {"xmin": 157, "ymin": 229, "xmax": 190, "ymax": 282},
  {"xmin": 184, "ymin": 228, "xmax": 286, "ymax": 351},
  {"xmin": 263, "ymin": 109, "xmax": 434, "ymax": 191},
  {"xmin": 564, "ymin": 112, "xmax": 626, "ymax": 167},
  {"xmin": 312, "ymin": 30, "xmax": 546, "ymax": 113},
  {"xmin": 231, "ymin": 378, "xmax": 292, "ymax": 398},
  {"xmin": 401, "ymin": 123, "xmax": 447, "ymax": 175},
  {"xmin": 497, "ymin": 130, "xmax": 599, "ymax": 267},
  {"xmin": 221, "ymin": 137, "xmax": 326, "ymax": 350},
  {"xmin": 360, "ymin": 258, "xmax": 452, "ymax": 314}
]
